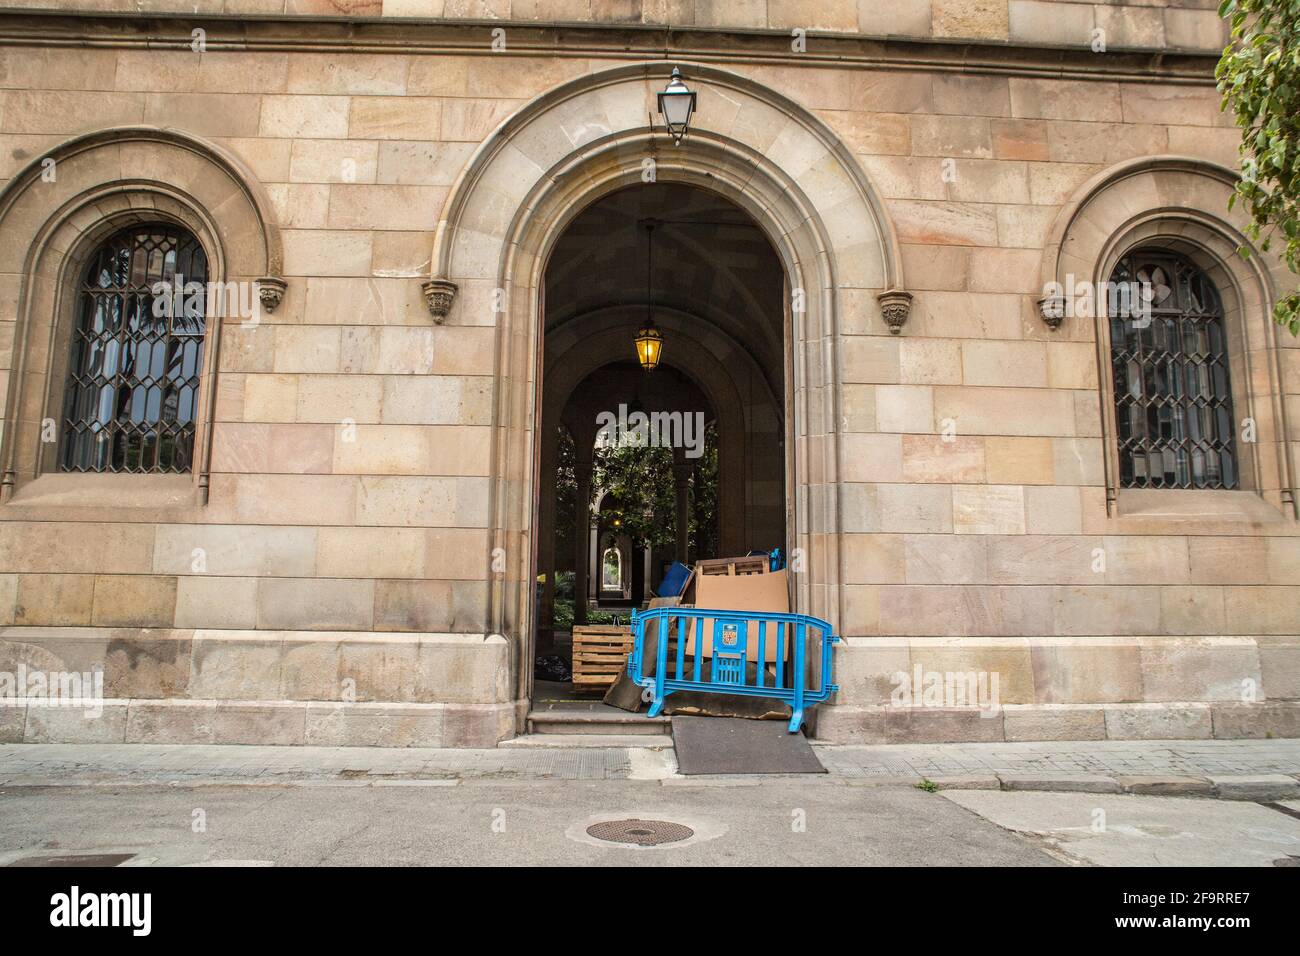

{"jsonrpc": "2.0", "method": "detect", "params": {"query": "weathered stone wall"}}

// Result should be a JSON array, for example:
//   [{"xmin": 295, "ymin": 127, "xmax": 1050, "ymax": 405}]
[
  {"xmin": 0, "ymin": 0, "xmax": 1231, "ymax": 53},
  {"xmin": 0, "ymin": 8, "xmax": 1295, "ymax": 745}
]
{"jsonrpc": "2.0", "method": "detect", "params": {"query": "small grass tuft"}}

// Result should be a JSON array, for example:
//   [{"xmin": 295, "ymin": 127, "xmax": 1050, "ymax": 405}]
[{"xmin": 914, "ymin": 778, "xmax": 939, "ymax": 793}]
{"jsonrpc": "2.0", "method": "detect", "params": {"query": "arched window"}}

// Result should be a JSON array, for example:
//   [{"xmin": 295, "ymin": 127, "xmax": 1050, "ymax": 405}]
[
  {"xmin": 1108, "ymin": 249, "xmax": 1238, "ymax": 490},
  {"xmin": 60, "ymin": 224, "xmax": 208, "ymax": 474},
  {"xmin": 601, "ymin": 545, "xmax": 623, "ymax": 591}
]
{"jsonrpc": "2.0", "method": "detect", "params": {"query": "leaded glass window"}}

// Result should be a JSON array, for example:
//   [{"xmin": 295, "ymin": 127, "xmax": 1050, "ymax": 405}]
[
  {"xmin": 60, "ymin": 225, "xmax": 207, "ymax": 473},
  {"xmin": 1109, "ymin": 250, "xmax": 1237, "ymax": 490}
]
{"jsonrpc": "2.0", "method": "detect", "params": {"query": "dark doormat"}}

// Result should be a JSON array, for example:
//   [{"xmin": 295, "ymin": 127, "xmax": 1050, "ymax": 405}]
[{"xmin": 671, "ymin": 715, "xmax": 825, "ymax": 775}]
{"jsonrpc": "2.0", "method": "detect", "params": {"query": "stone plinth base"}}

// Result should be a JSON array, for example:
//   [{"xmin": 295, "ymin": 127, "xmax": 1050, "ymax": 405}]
[
  {"xmin": 814, "ymin": 700, "xmax": 1300, "ymax": 743},
  {"xmin": 0, "ymin": 627, "xmax": 515, "ymax": 747},
  {"xmin": 1, "ymin": 699, "xmax": 516, "ymax": 748}
]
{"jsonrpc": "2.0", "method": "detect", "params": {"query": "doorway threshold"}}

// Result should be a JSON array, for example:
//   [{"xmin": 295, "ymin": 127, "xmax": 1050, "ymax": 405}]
[
  {"xmin": 526, "ymin": 706, "xmax": 670, "ymax": 736},
  {"xmin": 500, "ymin": 732, "xmax": 673, "ymax": 749}
]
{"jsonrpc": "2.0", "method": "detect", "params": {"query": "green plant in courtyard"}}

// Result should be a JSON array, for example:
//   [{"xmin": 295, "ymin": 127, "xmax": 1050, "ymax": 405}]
[
  {"xmin": 593, "ymin": 439, "xmax": 679, "ymax": 552},
  {"xmin": 553, "ymin": 421, "xmax": 720, "ymax": 560}
]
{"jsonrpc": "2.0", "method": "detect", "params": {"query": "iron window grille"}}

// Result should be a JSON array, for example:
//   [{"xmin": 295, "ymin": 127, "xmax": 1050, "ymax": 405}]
[
  {"xmin": 1108, "ymin": 250, "xmax": 1238, "ymax": 490},
  {"xmin": 59, "ymin": 225, "xmax": 208, "ymax": 474}
]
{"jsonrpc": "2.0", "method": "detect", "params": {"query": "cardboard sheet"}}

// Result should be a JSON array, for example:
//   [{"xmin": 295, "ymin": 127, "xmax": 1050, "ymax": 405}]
[{"xmin": 684, "ymin": 568, "xmax": 790, "ymax": 662}]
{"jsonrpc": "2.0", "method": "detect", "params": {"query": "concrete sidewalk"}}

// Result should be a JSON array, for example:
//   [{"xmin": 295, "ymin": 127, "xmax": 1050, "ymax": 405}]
[
  {"xmin": 1, "ymin": 739, "xmax": 1297, "ymax": 799},
  {"xmin": 818, "ymin": 738, "xmax": 1300, "ymax": 799}
]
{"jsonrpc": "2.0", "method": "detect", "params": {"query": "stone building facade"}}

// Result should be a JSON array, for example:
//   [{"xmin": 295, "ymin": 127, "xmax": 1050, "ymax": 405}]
[{"xmin": 0, "ymin": 0, "xmax": 1296, "ymax": 746}]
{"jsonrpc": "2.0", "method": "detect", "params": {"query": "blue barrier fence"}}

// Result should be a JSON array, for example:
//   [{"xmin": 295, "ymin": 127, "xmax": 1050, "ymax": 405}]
[{"xmin": 627, "ymin": 606, "xmax": 839, "ymax": 733}]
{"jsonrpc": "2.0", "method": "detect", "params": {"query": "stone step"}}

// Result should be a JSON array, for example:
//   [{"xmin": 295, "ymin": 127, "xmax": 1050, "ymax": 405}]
[
  {"xmin": 525, "ymin": 710, "xmax": 670, "ymax": 736},
  {"xmin": 499, "ymin": 733, "xmax": 674, "ymax": 749}
]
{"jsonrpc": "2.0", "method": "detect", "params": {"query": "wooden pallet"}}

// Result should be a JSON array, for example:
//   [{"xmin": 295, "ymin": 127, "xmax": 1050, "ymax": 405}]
[
  {"xmin": 571, "ymin": 624, "xmax": 636, "ymax": 689},
  {"xmin": 694, "ymin": 555, "xmax": 771, "ymax": 576}
]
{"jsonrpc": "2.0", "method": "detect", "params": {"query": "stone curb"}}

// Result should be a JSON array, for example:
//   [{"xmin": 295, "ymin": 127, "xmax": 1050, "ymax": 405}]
[
  {"xmin": 912, "ymin": 772, "xmax": 1300, "ymax": 800},
  {"xmin": 1113, "ymin": 775, "xmax": 1216, "ymax": 796},
  {"xmin": 1206, "ymin": 775, "xmax": 1300, "ymax": 801},
  {"xmin": 998, "ymin": 773, "xmax": 1121, "ymax": 794}
]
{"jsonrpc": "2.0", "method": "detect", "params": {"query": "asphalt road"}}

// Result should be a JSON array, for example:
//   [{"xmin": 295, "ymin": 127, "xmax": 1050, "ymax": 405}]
[{"xmin": 0, "ymin": 779, "xmax": 1059, "ymax": 867}]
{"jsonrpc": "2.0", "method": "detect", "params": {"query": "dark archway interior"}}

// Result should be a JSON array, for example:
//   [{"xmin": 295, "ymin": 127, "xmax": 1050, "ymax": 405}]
[
  {"xmin": 534, "ymin": 182, "xmax": 787, "ymax": 693},
  {"xmin": 544, "ymin": 182, "xmax": 786, "ymax": 389}
]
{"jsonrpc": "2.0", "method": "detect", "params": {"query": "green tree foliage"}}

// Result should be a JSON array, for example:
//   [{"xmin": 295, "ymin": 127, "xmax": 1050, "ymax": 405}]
[
  {"xmin": 1216, "ymin": 0, "xmax": 1300, "ymax": 334},
  {"xmin": 691, "ymin": 421, "xmax": 720, "ymax": 559},
  {"xmin": 554, "ymin": 427, "xmax": 576, "ymax": 570},
  {"xmin": 593, "ymin": 439, "xmax": 679, "ymax": 551},
  {"xmin": 594, "ymin": 422, "xmax": 720, "ymax": 557},
  {"xmin": 552, "ymin": 422, "xmax": 720, "ymax": 560}
]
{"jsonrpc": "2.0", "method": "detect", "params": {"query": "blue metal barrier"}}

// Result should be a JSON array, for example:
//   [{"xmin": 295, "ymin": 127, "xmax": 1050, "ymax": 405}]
[{"xmin": 628, "ymin": 606, "xmax": 840, "ymax": 733}]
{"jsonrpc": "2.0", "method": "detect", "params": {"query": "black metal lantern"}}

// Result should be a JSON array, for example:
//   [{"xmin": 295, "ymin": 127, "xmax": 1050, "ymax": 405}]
[
  {"xmin": 634, "ymin": 322, "xmax": 663, "ymax": 371},
  {"xmin": 657, "ymin": 67, "xmax": 696, "ymax": 145}
]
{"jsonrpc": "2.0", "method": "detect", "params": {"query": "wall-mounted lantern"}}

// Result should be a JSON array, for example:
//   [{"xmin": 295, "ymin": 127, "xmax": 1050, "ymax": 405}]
[{"xmin": 657, "ymin": 67, "xmax": 697, "ymax": 145}]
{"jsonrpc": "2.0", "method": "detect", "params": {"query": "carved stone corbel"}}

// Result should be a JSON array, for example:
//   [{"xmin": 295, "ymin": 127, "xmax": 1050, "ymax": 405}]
[
  {"xmin": 421, "ymin": 278, "xmax": 458, "ymax": 324},
  {"xmin": 257, "ymin": 276, "xmax": 287, "ymax": 313},
  {"xmin": 876, "ymin": 289, "xmax": 913, "ymax": 335},
  {"xmin": 1037, "ymin": 292, "xmax": 1066, "ymax": 331}
]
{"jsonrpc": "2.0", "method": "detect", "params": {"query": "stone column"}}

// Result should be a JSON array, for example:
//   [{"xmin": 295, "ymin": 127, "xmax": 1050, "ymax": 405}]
[
  {"xmin": 589, "ymin": 519, "xmax": 600, "ymax": 603},
  {"xmin": 672, "ymin": 453, "xmax": 693, "ymax": 563},
  {"xmin": 573, "ymin": 457, "xmax": 592, "ymax": 626},
  {"xmin": 536, "ymin": 424, "xmax": 557, "ymax": 654}
]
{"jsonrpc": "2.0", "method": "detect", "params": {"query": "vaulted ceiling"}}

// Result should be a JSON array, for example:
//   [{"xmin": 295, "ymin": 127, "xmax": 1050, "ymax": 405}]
[{"xmin": 543, "ymin": 182, "xmax": 786, "ymax": 390}]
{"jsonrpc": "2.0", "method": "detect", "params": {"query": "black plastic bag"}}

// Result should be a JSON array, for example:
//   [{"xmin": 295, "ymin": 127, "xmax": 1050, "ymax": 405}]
[{"xmin": 534, "ymin": 654, "xmax": 572, "ymax": 682}]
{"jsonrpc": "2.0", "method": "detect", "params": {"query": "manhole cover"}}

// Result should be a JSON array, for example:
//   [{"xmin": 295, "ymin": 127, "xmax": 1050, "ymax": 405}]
[{"xmin": 586, "ymin": 818, "xmax": 694, "ymax": 847}]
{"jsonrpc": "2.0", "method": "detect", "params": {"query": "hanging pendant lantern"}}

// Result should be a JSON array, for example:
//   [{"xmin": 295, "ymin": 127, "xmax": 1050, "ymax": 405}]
[
  {"xmin": 635, "ymin": 220, "xmax": 664, "ymax": 370},
  {"xmin": 634, "ymin": 321, "xmax": 663, "ymax": 371}
]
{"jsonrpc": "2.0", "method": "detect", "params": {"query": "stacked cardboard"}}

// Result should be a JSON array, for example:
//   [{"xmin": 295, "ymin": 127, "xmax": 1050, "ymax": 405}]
[{"xmin": 602, "ymin": 552, "xmax": 793, "ymax": 717}]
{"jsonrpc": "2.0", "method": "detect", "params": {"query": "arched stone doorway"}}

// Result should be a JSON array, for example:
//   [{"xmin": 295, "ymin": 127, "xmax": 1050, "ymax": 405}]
[
  {"xmin": 427, "ymin": 61, "xmax": 905, "ymax": 729},
  {"xmin": 535, "ymin": 182, "xmax": 788, "ymax": 680}
]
